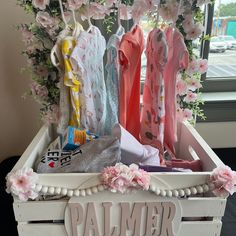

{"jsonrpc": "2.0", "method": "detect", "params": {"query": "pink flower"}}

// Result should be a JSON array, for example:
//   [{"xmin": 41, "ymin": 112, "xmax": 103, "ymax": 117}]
[
  {"xmin": 31, "ymin": 82, "xmax": 48, "ymax": 100},
  {"xmin": 198, "ymin": 59, "xmax": 208, "ymax": 74},
  {"xmin": 183, "ymin": 14, "xmax": 194, "ymax": 33},
  {"xmin": 120, "ymin": 4, "xmax": 132, "ymax": 20},
  {"xmin": 131, "ymin": 167, "xmax": 150, "ymax": 190},
  {"xmin": 32, "ymin": 0, "xmax": 50, "ymax": 10},
  {"xmin": 187, "ymin": 78, "xmax": 202, "ymax": 91},
  {"xmin": 6, "ymin": 167, "xmax": 39, "ymax": 201},
  {"xmin": 101, "ymin": 163, "xmax": 150, "ymax": 194},
  {"xmin": 210, "ymin": 166, "xmax": 236, "ymax": 197},
  {"xmin": 185, "ymin": 23, "xmax": 203, "ymax": 40},
  {"xmin": 67, "ymin": 0, "xmax": 85, "ymax": 10},
  {"xmin": 159, "ymin": 2, "xmax": 179, "ymax": 23},
  {"xmin": 42, "ymin": 104, "xmax": 60, "ymax": 124},
  {"xmin": 105, "ymin": 0, "xmax": 116, "ymax": 7},
  {"xmin": 36, "ymin": 11, "xmax": 54, "ymax": 28},
  {"xmin": 111, "ymin": 174, "xmax": 132, "ymax": 193},
  {"xmin": 183, "ymin": 108, "xmax": 193, "ymax": 121},
  {"xmin": 132, "ymin": 0, "xmax": 149, "ymax": 23},
  {"xmin": 184, "ymin": 91, "xmax": 198, "ymax": 103},
  {"xmin": 26, "ymin": 45, "xmax": 36, "ymax": 54},
  {"xmin": 176, "ymin": 105, "xmax": 184, "ymax": 121},
  {"xmin": 35, "ymin": 66, "xmax": 49, "ymax": 77},
  {"xmin": 176, "ymin": 78, "xmax": 188, "ymax": 96},
  {"xmin": 144, "ymin": 0, "xmax": 158, "ymax": 11},
  {"xmin": 82, "ymin": 3, "xmax": 108, "ymax": 20},
  {"xmin": 21, "ymin": 27, "xmax": 34, "ymax": 45},
  {"xmin": 187, "ymin": 59, "xmax": 200, "ymax": 75}
]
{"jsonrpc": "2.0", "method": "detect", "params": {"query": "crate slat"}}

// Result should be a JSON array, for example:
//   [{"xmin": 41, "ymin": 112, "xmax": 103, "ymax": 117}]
[
  {"xmin": 180, "ymin": 198, "xmax": 226, "ymax": 217},
  {"xmin": 17, "ymin": 221, "xmax": 222, "ymax": 236},
  {"xmin": 14, "ymin": 197, "xmax": 226, "ymax": 222},
  {"xmin": 177, "ymin": 220, "xmax": 222, "ymax": 236},
  {"xmin": 18, "ymin": 223, "xmax": 66, "ymax": 236},
  {"xmin": 13, "ymin": 200, "xmax": 67, "ymax": 222}
]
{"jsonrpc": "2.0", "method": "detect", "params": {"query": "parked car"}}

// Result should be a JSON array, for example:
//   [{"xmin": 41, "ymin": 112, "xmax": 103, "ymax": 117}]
[
  {"xmin": 218, "ymin": 35, "xmax": 236, "ymax": 49},
  {"xmin": 210, "ymin": 36, "xmax": 227, "ymax": 53}
]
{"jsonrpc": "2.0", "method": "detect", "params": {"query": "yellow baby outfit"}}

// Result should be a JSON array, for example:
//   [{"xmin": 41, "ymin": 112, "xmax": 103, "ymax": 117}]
[{"xmin": 61, "ymin": 37, "xmax": 81, "ymax": 127}]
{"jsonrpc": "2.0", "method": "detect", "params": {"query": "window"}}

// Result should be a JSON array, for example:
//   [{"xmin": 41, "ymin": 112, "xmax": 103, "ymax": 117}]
[{"xmin": 197, "ymin": 0, "xmax": 236, "ymax": 122}]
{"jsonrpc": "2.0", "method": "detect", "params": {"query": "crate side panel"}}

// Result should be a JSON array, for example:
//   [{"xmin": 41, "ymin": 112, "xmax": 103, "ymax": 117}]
[
  {"xmin": 13, "ymin": 125, "xmax": 52, "ymax": 171},
  {"xmin": 178, "ymin": 122, "xmax": 224, "ymax": 171}
]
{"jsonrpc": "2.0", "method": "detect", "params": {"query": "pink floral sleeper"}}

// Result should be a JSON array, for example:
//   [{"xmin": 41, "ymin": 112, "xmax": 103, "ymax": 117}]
[
  {"xmin": 70, "ymin": 26, "xmax": 107, "ymax": 135},
  {"xmin": 163, "ymin": 27, "xmax": 189, "ymax": 154},
  {"xmin": 140, "ymin": 28, "xmax": 168, "ymax": 162}
]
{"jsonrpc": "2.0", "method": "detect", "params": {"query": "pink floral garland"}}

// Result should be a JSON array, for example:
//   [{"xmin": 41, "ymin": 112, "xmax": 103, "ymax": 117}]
[
  {"xmin": 5, "ymin": 164, "xmax": 236, "ymax": 201},
  {"xmin": 101, "ymin": 163, "xmax": 150, "ymax": 194},
  {"xmin": 210, "ymin": 165, "xmax": 236, "ymax": 198}
]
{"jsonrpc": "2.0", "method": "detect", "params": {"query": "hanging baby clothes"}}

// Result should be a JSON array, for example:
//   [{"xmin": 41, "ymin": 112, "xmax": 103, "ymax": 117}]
[
  {"xmin": 140, "ymin": 28, "xmax": 168, "ymax": 164},
  {"xmin": 118, "ymin": 25, "xmax": 145, "ymax": 140},
  {"xmin": 70, "ymin": 26, "xmax": 107, "ymax": 135},
  {"xmin": 50, "ymin": 26, "xmax": 72, "ymax": 134},
  {"xmin": 104, "ymin": 26, "xmax": 125, "ymax": 135},
  {"xmin": 163, "ymin": 27, "xmax": 189, "ymax": 154},
  {"xmin": 61, "ymin": 31, "xmax": 83, "ymax": 128}
]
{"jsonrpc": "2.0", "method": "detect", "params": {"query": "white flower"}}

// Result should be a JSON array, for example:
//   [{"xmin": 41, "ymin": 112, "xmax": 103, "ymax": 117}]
[
  {"xmin": 183, "ymin": 14, "xmax": 194, "ymax": 33},
  {"xmin": 32, "ymin": 0, "xmax": 50, "ymax": 10},
  {"xmin": 36, "ymin": 11, "xmax": 55, "ymax": 28},
  {"xmin": 185, "ymin": 23, "xmax": 203, "ymax": 40}
]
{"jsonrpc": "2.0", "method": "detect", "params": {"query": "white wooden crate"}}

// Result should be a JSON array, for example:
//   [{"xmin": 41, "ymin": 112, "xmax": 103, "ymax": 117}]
[{"xmin": 11, "ymin": 121, "xmax": 227, "ymax": 236}]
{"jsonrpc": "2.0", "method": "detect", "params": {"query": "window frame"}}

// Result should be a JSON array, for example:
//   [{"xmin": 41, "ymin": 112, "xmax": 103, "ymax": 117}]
[
  {"xmin": 200, "ymin": 3, "xmax": 236, "ymax": 93},
  {"xmin": 195, "ymin": 3, "xmax": 236, "ymax": 123}
]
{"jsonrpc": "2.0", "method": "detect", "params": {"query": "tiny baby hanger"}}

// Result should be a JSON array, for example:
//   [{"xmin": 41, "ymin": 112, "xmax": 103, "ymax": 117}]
[
  {"xmin": 117, "ymin": 0, "xmax": 121, "ymax": 28},
  {"xmin": 58, "ymin": 0, "xmax": 68, "ymax": 28},
  {"xmin": 155, "ymin": 3, "xmax": 160, "ymax": 28},
  {"xmin": 116, "ymin": 0, "xmax": 123, "ymax": 34},
  {"xmin": 87, "ymin": 17, "xmax": 93, "ymax": 32},
  {"xmin": 50, "ymin": 0, "xmax": 69, "ymax": 68}
]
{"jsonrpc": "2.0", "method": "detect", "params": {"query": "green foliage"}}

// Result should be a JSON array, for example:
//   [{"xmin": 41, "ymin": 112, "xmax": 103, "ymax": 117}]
[{"xmin": 218, "ymin": 3, "xmax": 236, "ymax": 17}]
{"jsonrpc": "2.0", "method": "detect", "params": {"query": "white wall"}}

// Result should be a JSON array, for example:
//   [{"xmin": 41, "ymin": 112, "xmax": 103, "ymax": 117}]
[
  {"xmin": 196, "ymin": 122, "xmax": 236, "ymax": 149},
  {"xmin": 0, "ymin": 1, "xmax": 41, "ymax": 163}
]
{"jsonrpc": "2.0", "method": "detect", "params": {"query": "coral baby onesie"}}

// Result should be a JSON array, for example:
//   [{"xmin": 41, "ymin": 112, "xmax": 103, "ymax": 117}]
[
  {"xmin": 140, "ymin": 28, "xmax": 168, "ymax": 161},
  {"xmin": 163, "ymin": 28, "xmax": 189, "ymax": 154},
  {"xmin": 118, "ymin": 25, "xmax": 145, "ymax": 140}
]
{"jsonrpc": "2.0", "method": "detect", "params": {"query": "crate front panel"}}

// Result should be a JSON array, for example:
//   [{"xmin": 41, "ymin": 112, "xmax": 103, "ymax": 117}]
[{"xmin": 14, "ymin": 190, "xmax": 226, "ymax": 236}]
